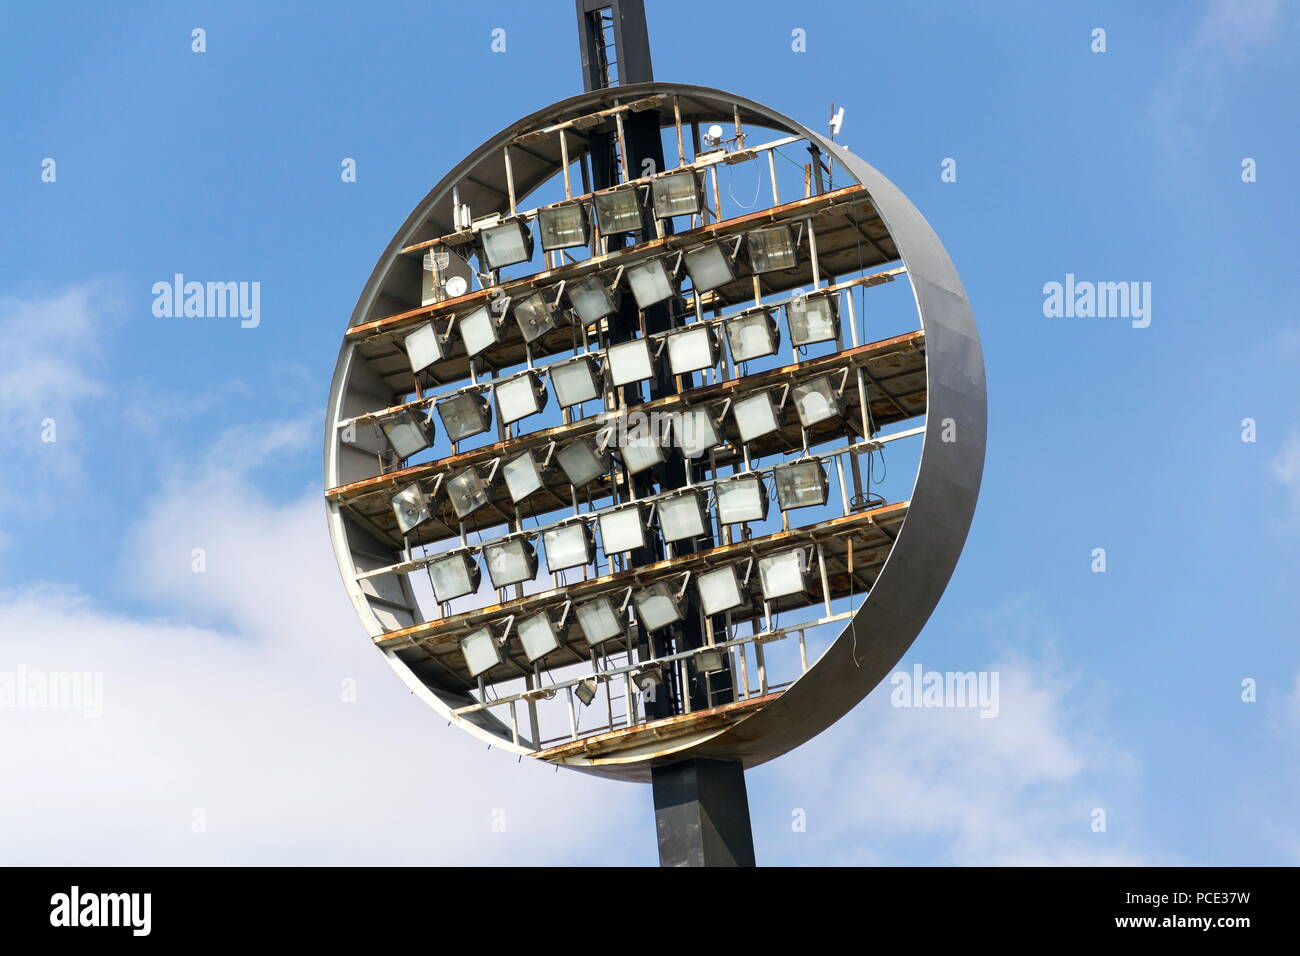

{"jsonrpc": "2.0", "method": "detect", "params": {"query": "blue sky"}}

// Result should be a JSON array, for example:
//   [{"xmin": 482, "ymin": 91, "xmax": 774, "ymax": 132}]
[{"xmin": 1, "ymin": 0, "xmax": 1298, "ymax": 865}]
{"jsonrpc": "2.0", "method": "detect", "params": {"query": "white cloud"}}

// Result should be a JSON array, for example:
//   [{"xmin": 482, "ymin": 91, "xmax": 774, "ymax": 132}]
[{"xmin": 0, "ymin": 418, "xmax": 646, "ymax": 865}]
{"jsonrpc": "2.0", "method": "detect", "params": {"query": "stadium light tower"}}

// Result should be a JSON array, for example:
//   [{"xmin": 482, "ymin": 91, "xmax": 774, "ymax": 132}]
[{"xmin": 324, "ymin": 0, "xmax": 986, "ymax": 867}]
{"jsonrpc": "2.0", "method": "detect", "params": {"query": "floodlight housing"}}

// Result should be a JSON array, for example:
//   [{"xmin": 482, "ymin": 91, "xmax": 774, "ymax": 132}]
[
  {"xmin": 593, "ymin": 185, "xmax": 643, "ymax": 233},
  {"xmin": 632, "ymin": 582, "xmax": 685, "ymax": 633},
  {"xmin": 404, "ymin": 321, "xmax": 445, "ymax": 373},
  {"xmin": 460, "ymin": 626, "xmax": 503, "ymax": 678},
  {"xmin": 605, "ymin": 337, "xmax": 655, "ymax": 387},
  {"xmin": 565, "ymin": 276, "xmax": 617, "ymax": 324},
  {"xmin": 542, "ymin": 519, "xmax": 595, "ymax": 573},
  {"xmin": 574, "ymin": 677, "xmax": 599, "ymax": 705},
  {"xmin": 598, "ymin": 502, "xmax": 648, "ymax": 554},
  {"xmin": 673, "ymin": 406, "xmax": 722, "ymax": 458},
  {"xmin": 716, "ymin": 474, "xmax": 769, "ymax": 524},
  {"xmin": 380, "ymin": 409, "xmax": 434, "ymax": 460},
  {"xmin": 724, "ymin": 308, "xmax": 780, "ymax": 362},
  {"xmin": 651, "ymin": 169, "xmax": 703, "ymax": 219},
  {"xmin": 548, "ymin": 354, "xmax": 603, "ymax": 408},
  {"xmin": 391, "ymin": 482, "xmax": 430, "ymax": 535},
  {"xmin": 575, "ymin": 596, "xmax": 623, "ymax": 646},
  {"xmin": 695, "ymin": 646, "xmax": 727, "ymax": 673},
  {"xmin": 459, "ymin": 304, "xmax": 501, "ymax": 358},
  {"xmin": 556, "ymin": 438, "xmax": 606, "ymax": 488},
  {"xmin": 787, "ymin": 293, "xmax": 840, "ymax": 346},
  {"xmin": 664, "ymin": 325, "xmax": 718, "ymax": 376},
  {"xmin": 501, "ymin": 450, "xmax": 544, "ymax": 504},
  {"xmin": 494, "ymin": 370, "xmax": 549, "ymax": 426},
  {"xmin": 429, "ymin": 550, "xmax": 481, "ymax": 603},
  {"xmin": 732, "ymin": 390, "xmax": 783, "ymax": 444},
  {"xmin": 791, "ymin": 375, "xmax": 844, "ymax": 428},
  {"xmin": 436, "ymin": 390, "xmax": 493, "ymax": 442},
  {"xmin": 537, "ymin": 202, "xmax": 590, "ymax": 251},
  {"xmin": 683, "ymin": 243, "xmax": 737, "ymax": 293},
  {"xmin": 483, "ymin": 535, "xmax": 538, "ymax": 589},
  {"xmin": 477, "ymin": 217, "xmax": 534, "ymax": 269},
  {"xmin": 513, "ymin": 291, "xmax": 562, "ymax": 343},
  {"xmin": 697, "ymin": 565, "xmax": 747, "ymax": 616},
  {"xmin": 446, "ymin": 467, "xmax": 490, "ymax": 518},
  {"xmin": 773, "ymin": 458, "xmax": 830, "ymax": 511},
  {"xmin": 657, "ymin": 489, "xmax": 709, "ymax": 543},
  {"xmin": 518, "ymin": 610, "xmax": 561, "ymax": 662},
  {"xmin": 626, "ymin": 258, "xmax": 676, "ymax": 309},
  {"xmin": 758, "ymin": 548, "xmax": 809, "ymax": 600},
  {"xmin": 747, "ymin": 225, "xmax": 798, "ymax": 273}
]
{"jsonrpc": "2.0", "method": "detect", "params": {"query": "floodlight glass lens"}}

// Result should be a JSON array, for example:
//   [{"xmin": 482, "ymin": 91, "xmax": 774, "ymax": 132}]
[
  {"xmin": 658, "ymin": 492, "xmax": 707, "ymax": 542},
  {"xmin": 666, "ymin": 326, "xmax": 716, "ymax": 375},
  {"xmin": 513, "ymin": 292, "xmax": 559, "ymax": 343},
  {"xmin": 792, "ymin": 376, "xmax": 841, "ymax": 427},
  {"xmin": 556, "ymin": 440, "xmax": 603, "ymax": 487},
  {"xmin": 518, "ymin": 611, "xmax": 560, "ymax": 662},
  {"xmin": 599, "ymin": 506, "xmax": 646, "ymax": 554},
  {"xmin": 683, "ymin": 243, "xmax": 736, "ymax": 292},
  {"xmin": 549, "ymin": 356, "xmax": 601, "ymax": 408},
  {"xmin": 480, "ymin": 219, "xmax": 532, "ymax": 269},
  {"xmin": 404, "ymin": 322, "xmax": 444, "ymax": 373},
  {"xmin": 502, "ymin": 451, "xmax": 543, "ymax": 503},
  {"xmin": 537, "ymin": 203, "xmax": 589, "ymax": 251},
  {"xmin": 725, "ymin": 310, "xmax": 779, "ymax": 362},
  {"xmin": 391, "ymin": 483, "xmax": 429, "ymax": 534},
  {"xmin": 430, "ymin": 553, "xmax": 478, "ymax": 602},
  {"xmin": 446, "ymin": 468, "xmax": 490, "ymax": 518},
  {"xmin": 733, "ymin": 391, "xmax": 781, "ymax": 443},
  {"xmin": 717, "ymin": 476, "xmax": 767, "ymax": 524},
  {"xmin": 380, "ymin": 412, "xmax": 431, "ymax": 459},
  {"xmin": 542, "ymin": 522, "xmax": 592, "ymax": 573},
  {"xmin": 437, "ymin": 392, "xmax": 491, "ymax": 442},
  {"xmin": 620, "ymin": 434, "xmax": 666, "ymax": 474},
  {"xmin": 459, "ymin": 305, "xmax": 499, "ymax": 357},
  {"xmin": 484, "ymin": 538, "xmax": 536, "ymax": 589},
  {"xmin": 593, "ymin": 188, "xmax": 643, "ymax": 233},
  {"xmin": 633, "ymin": 583, "xmax": 683, "ymax": 632},
  {"xmin": 774, "ymin": 459, "xmax": 829, "ymax": 510},
  {"xmin": 606, "ymin": 338, "xmax": 654, "ymax": 386},
  {"xmin": 758, "ymin": 549, "xmax": 807, "ymax": 599},
  {"xmin": 674, "ymin": 407, "xmax": 721, "ymax": 458},
  {"xmin": 747, "ymin": 226, "xmax": 798, "ymax": 273},
  {"xmin": 627, "ymin": 259, "xmax": 675, "ymax": 308},
  {"xmin": 567, "ymin": 277, "xmax": 616, "ymax": 324},
  {"xmin": 787, "ymin": 295, "xmax": 839, "ymax": 346},
  {"xmin": 576, "ymin": 598, "xmax": 622, "ymax": 645},
  {"xmin": 652, "ymin": 171, "xmax": 702, "ymax": 219},
  {"xmin": 698, "ymin": 566, "xmax": 745, "ymax": 616},
  {"xmin": 460, "ymin": 627, "xmax": 501, "ymax": 678},
  {"xmin": 495, "ymin": 372, "xmax": 545, "ymax": 425}
]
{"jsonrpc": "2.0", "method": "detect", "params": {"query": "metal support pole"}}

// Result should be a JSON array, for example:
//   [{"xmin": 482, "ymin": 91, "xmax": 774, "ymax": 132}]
[{"xmin": 651, "ymin": 758, "xmax": 756, "ymax": 867}]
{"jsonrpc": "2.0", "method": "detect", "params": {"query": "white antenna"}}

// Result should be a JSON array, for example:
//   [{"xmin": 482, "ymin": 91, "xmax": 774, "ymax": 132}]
[{"xmin": 829, "ymin": 105, "xmax": 845, "ymax": 139}]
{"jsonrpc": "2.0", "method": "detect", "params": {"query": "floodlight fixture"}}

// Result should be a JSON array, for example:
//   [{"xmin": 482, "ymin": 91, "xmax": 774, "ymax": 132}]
[
  {"xmin": 459, "ymin": 304, "xmax": 502, "ymax": 358},
  {"xmin": 575, "ymin": 596, "xmax": 624, "ymax": 646},
  {"xmin": 673, "ymin": 405, "xmax": 722, "ymax": 458},
  {"xmin": 537, "ymin": 202, "xmax": 591, "ymax": 251},
  {"xmin": 651, "ymin": 169, "xmax": 703, "ymax": 219},
  {"xmin": 574, "ymin": 677, "xmax": 599, "ymax": 705},
  {"xmin": 683, "ymin": 242, "xmax": 737, "ymax": 293},
  {"xmin": 446, "ymin": 467, "xmax": 491, "ymax": 519},
  {"xmin": 494, "ymin": 370, "xmax": 549, "ymax": 426},
  {"xmin": 513, "ymin": 291, "xmax": 562, "ymax": 343},
  {"xmin": 435, "ymin": 389, "xmax": 493, "ymax": 442},
  {"xmin": 565, "ymin": 275, "xmax": 617, "ymax": 324},
  {"xmin": 477, "ymin": 217, "xmax": 534, "ymax": 269},
  {"xmin": 632, "ymin": 581, "xmax": 685, "ymax": 633},
  {"xmin": 758, "ymin": 548, "xmax": 809, "ymax": 600},
  {"xmin": 518, "ymin": 610, "xmax": 562, "ymax": 662},
  {"xmin": 380, "ymin": 409, "xmax": 434, "ymax": 460},
  {"xmin": 773, "ymin": 458, "xmax": 830, "ymax": 511},
  {"xmin": 732, "ymin": 389, "xmax": 783, "ymax": 444},
  {"xmin": 502, "ymin": 450, "xmax": 544, "ymax": 503},
  {"xmin": 787, "ymin": 292, "xmax": 840, "ymax": 346},
  {"xmin": 605, "ymin": 337, "xmax": 655, "ymax": 387},
  {"xmin": 548, "ymin": 354, "xmax": 603, "ymax": 408},
  {"xmin": 747, "ymin": 225, "xmax": 799, "ymax": 273},
  {"xmin": 404, "ymin": 321, "xmax": 445, "ymax": 373},
  {"xmin": 483, "ymin": 535, "xmax": 539, "ymax": 589},
  {"xmin": 626, "ymin": 258, "xmax": 676, "ymax": 309},
  {"xmin": 556, "ymin": 438, "xmax": 606, "ymax": 488},
  {"xmin": 697, "ymin": 564, "xmax": 748, "ymax": 616},
  {"xmin": 724, "ymin": 308, "xmax": 781, "ymax": 363},
  {"xmin": 657, "ymin": 489, "xmax": 709, "ymax": 543},
  {"xmin": 391, "ymin": 482, "xmax": 431, "ymax": 535},
  {"xmin": 460, "ymin": 626, "xmax": 503, "ymax": 679},
  {"xmin": 593, "ymin": 185, "xmax": 644, "ymax": 234},
  {"xmin": 664, "ymin": 324, "xmax": 718, "ymax": 376},
  {"xmin": 617, "ymin": 415, "xmax": 670, "ymax": 475},
  {"xmin": 630, "ymin": 662, "xmax": 664, "ymax": 696},
  {"xmin": 428, "ymin": 549, "xmax": 481, "ymax": 603},
  {"xmin": 791, "ymin": 375, "xmax": 844, "ymax": 428},
  {"xmin": 716, "ymin": 473, "xmax": 768, "ymax": 524},
  {"xmin": 542, "ymin": 518, "xmax": 595, "ymax": 573},
  {"xmin": 598, "ymin": 502, "xmax": 648, "ymax": 555},
  {"xmin": 695, "ymin": 646, "xmax": 727, "ymax": 673}
]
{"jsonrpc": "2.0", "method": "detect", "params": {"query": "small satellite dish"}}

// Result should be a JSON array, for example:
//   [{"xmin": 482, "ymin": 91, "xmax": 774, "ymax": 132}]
[
  {"xmin": 706, "ymin": 124, "xmax": 724, "ymax": 145},
  {"xmin": 444, "ymin": 275, "xmax": 468, "ymax": 298}
]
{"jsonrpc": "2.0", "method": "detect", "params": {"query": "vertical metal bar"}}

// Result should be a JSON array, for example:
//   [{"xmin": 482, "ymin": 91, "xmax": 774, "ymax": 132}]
[
  {"xmin": 559, "ymin": 131, "xmax": 572, "ymax": 199},
  {"xmin": 767, "ymin": 149, "xmax": 779, "ymax": 205},
  {"xmin": 614, "ymin": 110, "xmax": 631, "ymax": 183},
  {"xmin": 504, "ymin": 147, "xmax": 517, "ymax": 215}
]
